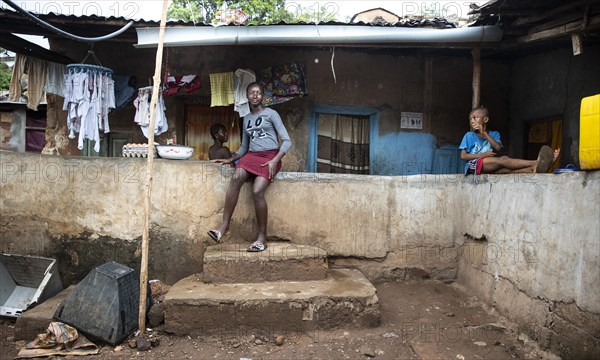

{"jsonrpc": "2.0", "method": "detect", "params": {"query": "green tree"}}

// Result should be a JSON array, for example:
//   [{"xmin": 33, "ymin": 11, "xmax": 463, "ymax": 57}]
[
  {"xmin": 168, "ymin": 0, "xmax": 223, "ymax": 23},
  {"xmin": 0, "ymin": 48, "xmax": 12, "ymax": 92},
  {"xmin": 167, "ymin": 0, "xmax": 338, "ymax": 24},
  {"xmin": 286, "ymin": 4, "xmax": 338, "ymax": 23}
]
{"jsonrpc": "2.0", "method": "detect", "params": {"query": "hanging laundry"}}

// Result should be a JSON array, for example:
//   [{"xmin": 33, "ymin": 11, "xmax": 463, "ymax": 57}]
[
  {"xmin": 163, "ymin": 75, "xmax": 201, "ymax": 96},
  {"xmin": 133, "ymin": 86, "xmax": 168, "ymax": 138},
  {"xmin": 257, "ymin": 62, "xmax": 308, "ymax": 106},
  {"xmin": 8, "ymin": 54, "xmax": 49, "ymax": 110},
  {"xmin": 233, "ymin": 68, "xmax": 256, "ymax": 117},
  {"xmin": 44, "ymin": 62, "xmax": 67, "ymax": 97},
  {"xmin": 8, "ymin": 54, "xmax": 26, "ymax": 102},
  {"xmin": 209, "ymin": 72, "xmax": 234, "ymax": 107},
  {"xmin": 113, "ymin": 74, "xmax": 136, "ymax": 108},
  {"xmin": 181, "ymin": 75, "xmax": 201, "ymax": 94},
  {"xmin": 63, "ymin": 64, "xmax": 116, "ymax": 152}
]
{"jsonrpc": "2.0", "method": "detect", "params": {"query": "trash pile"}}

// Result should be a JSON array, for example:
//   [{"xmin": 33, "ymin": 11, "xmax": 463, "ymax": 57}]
[
  {"xmin": 9, "ymin": 261, "xmax": 171, "ymax": 357},
  {"xmin": 17, "ymin": 322, "xmax": 99, "ymax": 358}
]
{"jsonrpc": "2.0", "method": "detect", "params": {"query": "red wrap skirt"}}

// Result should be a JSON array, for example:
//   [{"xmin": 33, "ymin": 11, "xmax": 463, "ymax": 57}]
[{"xmin": 237, "ymin": 149, "xmax": 281, "ymax": 181}]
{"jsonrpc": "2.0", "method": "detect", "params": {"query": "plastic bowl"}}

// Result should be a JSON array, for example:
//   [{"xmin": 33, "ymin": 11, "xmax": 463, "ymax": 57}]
[{"xmin": 155, "ymin": 145, "xmax": 194, "ymax": 160}]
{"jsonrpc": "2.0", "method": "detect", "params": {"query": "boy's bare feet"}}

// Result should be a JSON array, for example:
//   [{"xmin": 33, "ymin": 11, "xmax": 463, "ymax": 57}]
[{"xmin": 534, "ymin": 146, "xmax": 559, "ymax": 173}]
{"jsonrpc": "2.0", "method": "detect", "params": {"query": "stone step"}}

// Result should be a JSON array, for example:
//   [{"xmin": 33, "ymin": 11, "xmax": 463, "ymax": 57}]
[
  {"xmin": 14, "ymin": 286, "xmax": 74, "ymax": 341},
  {"xmin": 163, "ymin": 269, "xmax": 380, "ymax": 336},
  {"xmin": 203, "ymin": 243, "xmax": 328, "ymax": 283}
]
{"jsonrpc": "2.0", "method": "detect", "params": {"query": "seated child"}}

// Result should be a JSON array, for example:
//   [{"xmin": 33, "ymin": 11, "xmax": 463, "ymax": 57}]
[
  {"xmin": 460, "ymin": 106, "xmax": 560, "ymax": 174},
  {"xmin": 208, "ymin": 123, "xmax": 233, "ymax": 162}
]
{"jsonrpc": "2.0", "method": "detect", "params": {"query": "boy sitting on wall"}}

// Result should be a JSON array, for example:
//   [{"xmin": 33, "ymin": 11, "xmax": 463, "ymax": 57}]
[{"xmin": 459, "ymin": 106, "xmax": 560, "ymax": 175}]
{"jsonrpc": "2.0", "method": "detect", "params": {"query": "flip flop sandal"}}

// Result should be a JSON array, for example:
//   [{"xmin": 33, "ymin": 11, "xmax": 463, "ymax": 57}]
[
  {"xmin": 207, "ymin": 230, "xmax": 222, "ymax": 243},
  {"xmin": 535, "ymin": 145, "xmax": 554, "ymax": 173},
  {"xmin": 247, "ymin": 242, "xmax": 267, "ymax": 252}
]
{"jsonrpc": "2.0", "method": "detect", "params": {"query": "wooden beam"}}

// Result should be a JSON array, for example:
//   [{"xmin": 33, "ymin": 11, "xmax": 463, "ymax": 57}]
[
  {"xmin": 530, "ymin": 12, "xmax": 586, "ymax": 34},
  {"xmin": 572, "ymin": 33, "xmax": 583, "ymax": 55},
  {"xmin": 511, "ymin": 0, "xmax": 595, "ymax": 27},
  {"xmin": 138, "ymin": 0, "xmax": 169, "ymax": 338},
  {"xmin": 515, "ymin": 14, "xmax": 600, "ymax": 44},
  {"xmin": 0, "ymin": 33, "xmax": 74, "ymax": 64},
  {"xmin": 472, "ymin": 47, "xmax": 481, "ymax": 109}
]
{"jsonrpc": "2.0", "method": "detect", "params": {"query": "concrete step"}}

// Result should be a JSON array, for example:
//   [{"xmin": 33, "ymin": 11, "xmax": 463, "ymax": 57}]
[
  {"xmin": 13, "ymin": 286, "xmax": 74, "ymax": 341},
  {"xmin": 163, "ymin": 269, "xmax": 380, "ymax": 336},
  {"xmin": 203, "ymin": 243, "xmax": 328, "ymax": 283}
]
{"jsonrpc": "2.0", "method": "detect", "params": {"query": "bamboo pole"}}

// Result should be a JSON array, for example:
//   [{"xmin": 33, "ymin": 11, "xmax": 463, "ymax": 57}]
[
  {"xmin": 138, "ymin": 0, "xmax": 169, "ymax": 337},
  {"xmin": 472, "ymin": 47, "xmax": 481, "ymax": 109}
]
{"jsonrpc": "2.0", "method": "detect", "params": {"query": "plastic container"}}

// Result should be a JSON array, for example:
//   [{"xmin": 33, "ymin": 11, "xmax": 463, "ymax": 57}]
[
  {"xmin": 54, "ymin": 262, "xmax": 149, "ymax": 345},
  {"xmin": 0, "ymin": 254, "xmax": 63, "ymax": 317},
  {"xmin": 579, "ymin": 94, "xmax": 600, "ymax": 170},
  {"xmin": 156, "ymin": 145, "xmax": 194, "ymax": 160}
]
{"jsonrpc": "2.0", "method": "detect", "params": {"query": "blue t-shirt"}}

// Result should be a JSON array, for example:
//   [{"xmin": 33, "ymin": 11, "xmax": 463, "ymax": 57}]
[{"xmin": 459, "ymin": 131, "xmax": 502, "ymax": 173}]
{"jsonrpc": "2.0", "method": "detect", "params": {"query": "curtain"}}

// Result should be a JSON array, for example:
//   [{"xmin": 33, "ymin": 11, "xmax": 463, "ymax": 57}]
[
  {"xmin": 317, "ymin": 113, "xmax": 369, "ymax": 174},
  {"xmin": 185, "ymin": 105, "xmax": 241, "ymax": 160}
]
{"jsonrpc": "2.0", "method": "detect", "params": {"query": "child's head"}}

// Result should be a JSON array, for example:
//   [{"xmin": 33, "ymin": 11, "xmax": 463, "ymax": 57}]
[
  {"xmin": 469, "ymin": 106, "xmax": 489, "ymax": 131},
  {"xmin": 246, "ymin": 82, "xmax": 264, "ymax": 95},
  {"xmin": 246, "ymin": 82, "xmax": 265, "ymax": 106},
  {"xmin": 210, "ymin": 123, "xmax": 228, "ymax": 141}
]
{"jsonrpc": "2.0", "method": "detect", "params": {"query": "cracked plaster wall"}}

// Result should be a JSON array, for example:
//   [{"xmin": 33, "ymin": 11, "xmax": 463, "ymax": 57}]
[
  {"xmin": 456, "ymin": 173, "xmax": 600, "ymax": 358},
  {"xmin": 0, "ymin": 151, "xmax": 598, "ymax": 356}
]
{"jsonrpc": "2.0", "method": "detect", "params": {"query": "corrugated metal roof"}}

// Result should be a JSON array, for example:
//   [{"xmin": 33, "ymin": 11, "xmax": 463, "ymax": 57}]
[{"xmin": 0, "ymin": 6, "xmax": 461, "ymax": 37}]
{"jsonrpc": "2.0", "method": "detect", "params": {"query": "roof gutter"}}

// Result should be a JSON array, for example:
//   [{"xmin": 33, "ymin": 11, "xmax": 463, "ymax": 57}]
[{"xmin": 134, "ymin": 24, "xmax": 503, "ymax": 48}]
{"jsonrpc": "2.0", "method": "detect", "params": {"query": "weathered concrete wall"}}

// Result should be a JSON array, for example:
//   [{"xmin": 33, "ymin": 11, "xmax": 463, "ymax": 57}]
[
  {"xmin": 1, "ymin": 151, "xmax": 598, "ymax": 357},
  {"xmin": 456, "ymin": 172, "xmax": 600, "ymax": 359},
  {"xmin": 0, "ymin": 151, "xmax": 461, "ymax": 283}
]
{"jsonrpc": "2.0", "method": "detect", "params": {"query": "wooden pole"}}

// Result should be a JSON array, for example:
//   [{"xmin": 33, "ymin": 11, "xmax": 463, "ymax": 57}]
[
  {"xmin": 472, "ymin": 47, "xmax": 481, "ymax": 109},
  {"xmin": 138, "ymin": 0, "xmax": 169, "ymax": 337}
]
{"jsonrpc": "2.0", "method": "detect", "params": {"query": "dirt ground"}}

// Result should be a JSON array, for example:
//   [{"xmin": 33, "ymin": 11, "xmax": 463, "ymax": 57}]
[{"xmin": 1, "ymin": 280, "xmax": 560, "ymax": 360}]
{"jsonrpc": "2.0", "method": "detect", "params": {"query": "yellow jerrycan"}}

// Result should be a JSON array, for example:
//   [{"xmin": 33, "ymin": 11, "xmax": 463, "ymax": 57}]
[{"xmin": 580, "ymin": 94, "xmax": 600, "ymax": 170}]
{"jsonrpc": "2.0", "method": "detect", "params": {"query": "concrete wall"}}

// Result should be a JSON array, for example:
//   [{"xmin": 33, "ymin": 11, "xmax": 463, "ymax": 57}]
[
  {"xmin": 456, "ymin": 171, "xmax": 600, "ymax": 359},
  {"xmin": 1, "ymin": 151, "xmax": 598, "ymax": 357}
]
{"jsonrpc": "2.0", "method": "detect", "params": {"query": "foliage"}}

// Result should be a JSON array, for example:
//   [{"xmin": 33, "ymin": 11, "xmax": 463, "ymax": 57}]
[
  {"xmin": 167, "ymin": 0, "xmax": 338, "ymax": 24},
  {"xmin": 0, "ymin": 48, "xmax": 12, "ymax": 91},
  {"xmin": 168, "ymin": 0, "xmax": 222, "ymax": 23}
]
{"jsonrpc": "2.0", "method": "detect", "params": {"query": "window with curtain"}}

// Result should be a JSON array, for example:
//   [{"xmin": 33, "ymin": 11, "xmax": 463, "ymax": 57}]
[
  {"xmin": 185, "ymin": 105, "xmax": 241, "ymax": 160},
  {"xmin": 317, "ymin": 113, "xmax": 370, "ymax": 174}
]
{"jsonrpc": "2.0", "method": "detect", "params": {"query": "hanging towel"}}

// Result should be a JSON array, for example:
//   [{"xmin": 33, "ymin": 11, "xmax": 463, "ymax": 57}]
[
  {"xmin": 233, "ymin": 68, "xmax": 256, "ymax": 117},
  {"xmin": 44, "ymin": 62, "xmax": 67, "ymax": 97},
  {"xmin": 8, "ymin": 54, "xmax": 26, "ymax": 102},
  {"xmin": 8, "ymin": 54, "xmax": 49, "ymax": 110},
  {"xmin": 24, "ymin": 57, "xmax": 48, "ymax": 111},
  {"xmin": 209, "ymin": 72, "xmax": 234, "ymax": 107}
]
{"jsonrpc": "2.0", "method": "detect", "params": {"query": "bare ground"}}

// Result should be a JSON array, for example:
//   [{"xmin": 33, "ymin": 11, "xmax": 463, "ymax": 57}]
[{"xmin": 1, "ymin": 279, "xmax": 559, "ymax": 360}]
